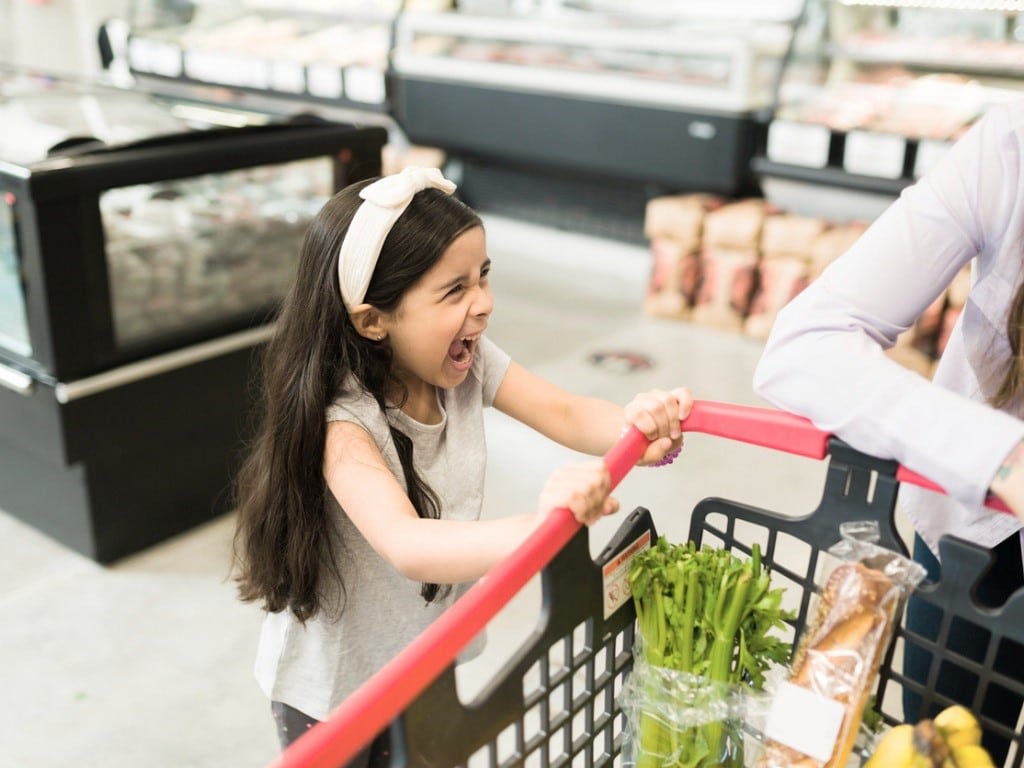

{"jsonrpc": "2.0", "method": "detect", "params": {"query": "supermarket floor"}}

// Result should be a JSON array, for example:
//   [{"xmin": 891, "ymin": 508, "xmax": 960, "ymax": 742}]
[{"xmin": 0, "ymin": 215, "xmax": 838, "ymax": 768}]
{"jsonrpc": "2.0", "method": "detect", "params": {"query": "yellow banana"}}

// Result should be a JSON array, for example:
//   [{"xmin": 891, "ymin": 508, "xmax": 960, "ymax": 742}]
[
  {"xmin": 864, "ymin": 724, "xmax": 933, "ymax": 768},
  {"xmin": 946, "ymin": 744, "xmax": 996, "ymax": 768},
  {"xmin": 934, "ymin": 705, "xmax": 983, "ymax": 750}
]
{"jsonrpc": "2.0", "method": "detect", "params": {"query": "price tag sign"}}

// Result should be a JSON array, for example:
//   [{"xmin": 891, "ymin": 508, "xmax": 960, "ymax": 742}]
[
  {"xmin": 601, "ymin": 529, "xmax": 651, "ymax": 619},
  {"xmin": 127, "ymin": 37, "xmax": 155, "ymax": 73},
  {"xmin": 241, "ymin": 56, "xmax": 270, "ymax": 90},
  {"xmin": 344, "ymin": 66, "xmax": 386, "ymax": 104},
  {"xmin": 766, "ymin": 120, "xmax": 831, "ymax": 169},
  {"xmin": 149, "ymin": 41, "xmax": 183, "ymax": 78},
  {"xmin": 914, "ymin": 139, "xmax": 952, "ymax": 178},
  {"xmin": 763, "ymin": 681, "xmax": 846, "ymax": 762},
  {"xmin": 270, "ymin": 60, "xmax": 306, "ymax": 94},
  {"xmin": 307, "ymin": 64, "xmax": 344, "ymax": 99},
  {"xmin": 843, "ymin": 131, "xmax": 907, "ymax": 179},
  {"xmin": 183, "ymin": 49, "xmax": 216, "ymax": 82}
]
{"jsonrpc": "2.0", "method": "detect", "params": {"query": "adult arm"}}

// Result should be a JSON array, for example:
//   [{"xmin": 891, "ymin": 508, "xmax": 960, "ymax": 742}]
[{"xmin": 754, "ymin": 103, "xmax": 1024, "ymax": 511}]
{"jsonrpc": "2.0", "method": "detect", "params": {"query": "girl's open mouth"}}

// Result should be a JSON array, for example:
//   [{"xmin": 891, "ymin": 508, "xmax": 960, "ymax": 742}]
[{"xmin": 447, "ymin": 336, "xmax": 478, "ymax": 368}]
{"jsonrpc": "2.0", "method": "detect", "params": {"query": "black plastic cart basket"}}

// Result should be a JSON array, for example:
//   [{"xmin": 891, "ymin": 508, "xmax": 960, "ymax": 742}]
[{"xmin": 270, "ymin": 401, "xmax": 1023, "ymax": 768}]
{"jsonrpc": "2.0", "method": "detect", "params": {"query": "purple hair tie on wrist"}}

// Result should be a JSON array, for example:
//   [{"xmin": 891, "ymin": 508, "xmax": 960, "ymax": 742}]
[{"xmin": 653, "ymin": 447, "xmax": 682, "ymax": 467}]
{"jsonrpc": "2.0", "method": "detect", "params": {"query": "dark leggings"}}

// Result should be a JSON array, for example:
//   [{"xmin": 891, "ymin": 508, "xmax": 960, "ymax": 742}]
[
  {"xmin": 271, "ymin": 701, "xmax": 392, "ymax": 768},
  {"xmin": 903, "ymin": 533, "xmax": 1024, "ymax": 763}
]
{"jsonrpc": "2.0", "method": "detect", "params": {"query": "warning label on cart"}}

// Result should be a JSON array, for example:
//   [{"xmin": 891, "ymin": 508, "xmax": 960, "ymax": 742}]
[{"xmin": 602, "ymin": 530, "xmax": 651, "ymax": 619}]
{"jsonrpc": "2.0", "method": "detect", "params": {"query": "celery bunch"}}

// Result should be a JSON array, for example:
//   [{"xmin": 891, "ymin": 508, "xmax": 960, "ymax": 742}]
[{"xmin": 627, "ymin": 539, "xmax": 792, "ymax": 767}]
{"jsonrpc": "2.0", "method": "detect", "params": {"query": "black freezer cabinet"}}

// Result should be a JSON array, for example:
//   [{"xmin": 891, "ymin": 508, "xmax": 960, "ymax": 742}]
[{"xmin": 0, "ymin": 74, "xmax": 387, "ymax": 561}]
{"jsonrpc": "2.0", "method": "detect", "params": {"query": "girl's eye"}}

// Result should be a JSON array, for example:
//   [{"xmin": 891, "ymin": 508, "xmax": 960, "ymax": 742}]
[{"xmin": 446, "ymin": 284, "xmax": 465, "ymax": 298}]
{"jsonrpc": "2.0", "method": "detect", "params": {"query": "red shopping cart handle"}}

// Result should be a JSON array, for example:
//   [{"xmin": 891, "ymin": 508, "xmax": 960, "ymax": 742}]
[
  {"xmin": 676, "ymin": 400, "xmax": 1012, "ymax": 515},
  {"xmin": 271, "ymin": 401, "xmax": 1014, "ymax": 768}
]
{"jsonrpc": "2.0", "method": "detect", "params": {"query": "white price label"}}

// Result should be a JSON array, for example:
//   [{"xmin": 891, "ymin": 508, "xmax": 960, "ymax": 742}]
[
  {"xmin": 149, "ymin": 41, "xmax": 183, "ymax": 78},
  {"xmin": 307, "ymin": 64, "xmax": 344, "ymax": 99},
  {"xmin": 763, "ymin": 681, "xmax": 846, "ymax": 762},
  {"xmin": 766, "ymin": 120, "xmax": 831, "ymax": 169},
  {"xmin": 270, "ymin": 61, "xmax": 306, "ymax": 94},
  {"xmin": 843, "ymin": 131, "xmax": 907, "ymax": 179},
  {"xmin": 914, "ymin": 139, "xmax": 952, "ymax": 178},
  {"xmin": 127, "ymin": 37, "xmax": 156, "ymax": 72},
  {"xmin": 601, "ymin": 529, "xmax": 651, "ymax": 619},
  {"xmin": 183, "ymin": 49, "xmax": 216, "ymax": 82},
  {"xmin": 344, "ymin": 66, "xmax": 386, "ymax": 105}
]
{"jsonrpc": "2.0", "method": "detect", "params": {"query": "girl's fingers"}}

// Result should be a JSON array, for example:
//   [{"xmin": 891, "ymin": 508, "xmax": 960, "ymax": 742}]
[
  {"xmin": 539, "ymin": 462, "xmax": 612, "ymax": 525},
  {"xmin": 625, "ymin": 388, "xmax": 688, "ymax": 442}
]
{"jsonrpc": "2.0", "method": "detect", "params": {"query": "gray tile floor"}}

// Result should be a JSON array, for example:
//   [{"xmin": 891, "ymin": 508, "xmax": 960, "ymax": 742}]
[{"xmin": 0, "ymin": 215, "xmax": 833, "ymax": 768}]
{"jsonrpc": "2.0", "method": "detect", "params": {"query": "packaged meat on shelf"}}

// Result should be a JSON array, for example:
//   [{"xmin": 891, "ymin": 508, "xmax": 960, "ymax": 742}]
[
  {"xmin": 642, "ymin": 192, "xmax": 966, "ymax": 379},
  {"xmin": 752, "ymin": 0, "xmax": 1024, "ymax": 200}
]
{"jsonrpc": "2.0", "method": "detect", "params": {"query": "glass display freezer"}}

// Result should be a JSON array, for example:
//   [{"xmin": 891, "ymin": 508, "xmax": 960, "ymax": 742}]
[{"xmin": 0, "ymin": 71, "xmax": 387, "ymax": 561}]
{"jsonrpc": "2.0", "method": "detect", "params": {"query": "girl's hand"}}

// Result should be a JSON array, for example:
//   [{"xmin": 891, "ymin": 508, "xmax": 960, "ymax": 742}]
[
  {"xmin": 536, "ymin": 461, "xmax": 618, "ymax": 527},
  {"xmin": 624, "ymin": 387, "xmax": 693, "ymax": 467},
  {"xmin": 991, "ymin": 438, "xmax": 1024, "ymax": 520}
]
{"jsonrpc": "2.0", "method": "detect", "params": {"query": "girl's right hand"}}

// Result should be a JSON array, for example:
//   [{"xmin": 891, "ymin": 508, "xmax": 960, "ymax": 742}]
[
  {"xmin": 624, "ymin": 386, "xmax": 693, "ymax": 466},
  {"xmin": 536, "ymin": 461, "xmax": 618, "ymax": 527}
]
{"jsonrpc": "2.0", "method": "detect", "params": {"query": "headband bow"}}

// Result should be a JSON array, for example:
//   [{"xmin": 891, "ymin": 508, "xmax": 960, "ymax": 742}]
[{"xmin": 337, "ymin": 166, "xmax": 457, "ymax": 309}]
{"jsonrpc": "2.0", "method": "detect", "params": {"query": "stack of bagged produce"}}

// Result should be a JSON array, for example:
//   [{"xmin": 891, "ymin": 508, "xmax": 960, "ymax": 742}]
[
  {"xmin": 643, "ymin": 193, "xmax": 971, "ymax": 378},
  {"xmin": 622, "ymin": 539, "xmax": 793, "ymax": 768}
]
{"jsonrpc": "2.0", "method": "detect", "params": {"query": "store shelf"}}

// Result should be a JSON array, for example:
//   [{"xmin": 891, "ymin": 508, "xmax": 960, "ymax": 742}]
[
  {"xmin": 122, "ymin": 3, "xmax": 402, "ymax": 112},
  {"xmin": 753, "ymin": 0, "xmax": 1024, "ymax": 200},
  {"xmin": 390, "ymin": 4, "xmax": 798, "ymax": 199}
]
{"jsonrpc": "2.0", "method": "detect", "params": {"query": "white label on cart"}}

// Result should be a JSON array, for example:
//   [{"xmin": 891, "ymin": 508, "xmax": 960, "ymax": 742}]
[
  {"xmin": 766, "ymin": 121, "xmax": 830, "ymax": 169},
  {"xmin": 914, "ymin": 139, "xmax": 952, "ymax": 178},
  {"xmin": 601, "ymin": 529, "xmax": 651, "ymax": 620},
  {"xmin": 763, "ymin": 681, "xmax": 845, "ymax": 762},
  {"xmin": 843, "ymin": 131, "xmax": 906, "ymax": 179}
]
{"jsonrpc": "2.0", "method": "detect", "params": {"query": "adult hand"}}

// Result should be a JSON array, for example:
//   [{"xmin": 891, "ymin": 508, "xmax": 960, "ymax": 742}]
[{"xmin": 991, "ymin": 438, "xmax": 1024, "ymax": 520}]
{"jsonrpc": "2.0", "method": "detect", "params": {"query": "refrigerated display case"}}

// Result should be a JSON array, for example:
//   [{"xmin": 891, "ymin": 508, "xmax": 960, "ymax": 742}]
[
  {"xmin": 389, "ymin": 3, "xmax": 798, "ymax": 187},
  {"xmin": 0, "ymin": 71, "xmax": 387, "ymax": 562},
  {"xmin": 753, "ymin": 0, "xmax": 1024, "ymax": 204},
  {"xmin": 387, "ymin": 2, "xmax": 800, "ymax": 240},
  {"xmin": 121, "ymin": 0, "xmax": 406, "ymax": 112}
]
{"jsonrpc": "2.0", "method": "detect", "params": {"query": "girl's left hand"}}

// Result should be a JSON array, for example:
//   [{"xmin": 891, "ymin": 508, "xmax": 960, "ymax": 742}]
[
  {"xmin": 624, "ymin": 387, "xmax": 693, "ymax": 467},
  {"xmin": 536, "ymin": 461, "xmax": 618, "ymax": 527}
]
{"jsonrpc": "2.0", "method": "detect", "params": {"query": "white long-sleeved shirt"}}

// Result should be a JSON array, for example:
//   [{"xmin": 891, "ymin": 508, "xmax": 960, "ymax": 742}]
[{"xmin": 753, "ymin": 100, "xmax": 1024, "ymax": 556}]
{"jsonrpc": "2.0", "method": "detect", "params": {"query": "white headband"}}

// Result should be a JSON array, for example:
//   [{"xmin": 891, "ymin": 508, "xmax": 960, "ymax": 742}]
[{"xmin": 337, "ymin": 166, "xmax": 457, "ymax": 309}]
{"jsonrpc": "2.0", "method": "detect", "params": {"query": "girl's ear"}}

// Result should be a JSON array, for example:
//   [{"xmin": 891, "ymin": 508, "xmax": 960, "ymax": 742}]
[{"xmin": 349, "ymin": 304, "xmax": 387, "ymax": 341}]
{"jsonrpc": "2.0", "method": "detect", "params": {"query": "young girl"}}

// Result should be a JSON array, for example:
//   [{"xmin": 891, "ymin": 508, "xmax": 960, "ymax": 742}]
[
  {"xmin": 754, "ymin": 101, "xmax": 1024, "ymax": 760},
  {"xmin": 231, "ymin": 167, "xmax": 691, "ymax": 761}
]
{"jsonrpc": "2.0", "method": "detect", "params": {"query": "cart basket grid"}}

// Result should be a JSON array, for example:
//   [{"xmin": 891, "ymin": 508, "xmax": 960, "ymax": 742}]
[{"xmin": 272, "ymin": 401, "xmax": 1024, "ymax": 768}]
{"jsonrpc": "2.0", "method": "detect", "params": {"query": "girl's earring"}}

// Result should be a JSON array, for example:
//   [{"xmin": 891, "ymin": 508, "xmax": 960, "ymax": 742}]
[{"xmin": 377, "ymin": 334, "xmax": 385, "ymax": 341}]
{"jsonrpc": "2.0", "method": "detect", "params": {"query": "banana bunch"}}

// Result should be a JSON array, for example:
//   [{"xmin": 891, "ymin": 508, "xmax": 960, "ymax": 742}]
[{"xmin": 863, "ymin": 705, "xmax": 993, "ymax": 768}]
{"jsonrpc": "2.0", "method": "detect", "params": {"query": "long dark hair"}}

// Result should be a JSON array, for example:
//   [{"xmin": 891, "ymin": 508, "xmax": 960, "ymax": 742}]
[
  {"xmin": 992, "ymin": 280, "xmax": 1024, "ymax": 409},
  {"xmin": 232, "ymin": 178, "xmax": 482, "ymax": 622}
]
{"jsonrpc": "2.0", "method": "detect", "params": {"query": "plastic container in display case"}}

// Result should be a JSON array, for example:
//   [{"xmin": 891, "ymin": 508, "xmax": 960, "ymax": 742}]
[
  {"xmin": 122, "ymin": 1, "xmax": 403, "ymax": 111},
  {"xmin": 0, "ymin": 71, "xmax": 387, "ymax": 562},
  {"xmin": 387, "ymin": 3, "xmax": 800, "ymax": 240},
  {"xmin": 752, "ymin": 0, "xmax": 1024, "ymax": 211}
]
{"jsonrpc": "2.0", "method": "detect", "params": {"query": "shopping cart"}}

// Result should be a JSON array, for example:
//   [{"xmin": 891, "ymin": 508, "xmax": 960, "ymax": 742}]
[{"xmin": 271, "ymin": 401, "xmax": 1023, "ymax": 768}]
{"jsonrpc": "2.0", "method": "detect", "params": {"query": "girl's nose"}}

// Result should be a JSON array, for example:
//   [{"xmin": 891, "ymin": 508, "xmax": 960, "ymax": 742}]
[{"xmin": 473, "ymin": 284, "xmax": 493, "ymax": 317}]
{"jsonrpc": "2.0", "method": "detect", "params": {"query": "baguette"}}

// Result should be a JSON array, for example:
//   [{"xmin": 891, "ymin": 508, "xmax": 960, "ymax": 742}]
[{"xmin": 762, "ymin": 562, "xmax": 900, "ymax": 768}]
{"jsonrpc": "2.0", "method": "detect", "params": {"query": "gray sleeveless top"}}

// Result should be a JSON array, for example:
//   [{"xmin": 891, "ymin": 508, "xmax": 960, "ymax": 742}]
[{"xmin": 254, "ymin": 336, "xmax": 511, "ymax": 720}]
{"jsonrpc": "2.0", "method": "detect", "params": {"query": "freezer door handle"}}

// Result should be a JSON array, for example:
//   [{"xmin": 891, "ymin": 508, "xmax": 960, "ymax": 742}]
[
  {"xmin": 0, "ymin": 362, "xmax": 34, "ymax": 396},
  {"xmin": 54, "ymin": 325, "xmax": 274, "ymax": 403}
]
